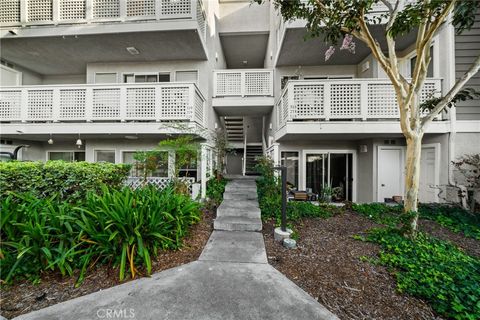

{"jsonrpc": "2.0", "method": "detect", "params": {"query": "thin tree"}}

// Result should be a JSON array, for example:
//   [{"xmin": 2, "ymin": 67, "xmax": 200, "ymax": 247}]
[{"xmin": 257, "ymin": 0, "xmax": 480, "ymax": 236}]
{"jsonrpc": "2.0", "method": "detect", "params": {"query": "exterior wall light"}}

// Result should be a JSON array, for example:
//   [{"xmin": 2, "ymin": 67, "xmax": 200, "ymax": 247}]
[
  {"xmin": 76, "ymin": 134, "xmax": 82, "ymax": 148},
  {"xmin": 48, "ymin": 134, "xmax": 54, "ymax": 145}
]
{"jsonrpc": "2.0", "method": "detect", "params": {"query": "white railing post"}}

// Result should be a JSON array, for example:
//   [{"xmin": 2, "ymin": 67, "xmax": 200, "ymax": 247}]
[
  {"xmin": 240, "ymin": 71, "xmax": 246, "ymax": 97},
  {"xmin": 324, "ymin": 83, "xmax": 331, "ymax": 121},
  {"xmin": 85, "ymin": 87, "xmax": 93, "ymax": 122},
  {"xmin": 119, "ymin": 86, "xmax": 127, "ymax": 122},
  {"xmin": 20, "ymin": 88, "xmax": 28, "ymax": 122},
  {"xmin": 213, "ymin": 71, "xmax": 218, "ymax": 97},
  {"xmin": 119, "ymin": 0, "xmax": 127, "ymax": 21},
  {"xmin": 268, "ymin": 70, "xmax": 274, "ymax": 96},
  {"xmin": 85, "ymin": 0, "xmax": 93, "ymax": 22},
  {"xmin": 242, "ymin": 125, "xmax": 247, "ymax": 176},
  {"xmin": 155, "ymin": 85, "xmax": 162, "ymax": 122},
  {"xmin": 52, "ymin": 88, "xmax": 61, "ymax": 122},
  {"xmin": 200, "ymin": 143, "xmax": 207, "ymax": 199},
  {"xmin": 360, "ymin": 82, "xmax": 368, "ymax": 120},
  {"xmin": 191, "ymin": 0, "xmax": 197, "ymax": 20},
  {"xmin": 52, "ymin": 0, "xmax": 60, "ymax": 24},
  {"xmin": 189, "ymin": 84, "xmax": 196, "ymax": 122},
  {"xmin": 287, "ymin": 82, "xmax": 294, "ymax": 121},
  {"xmin": 20, "ymin": 0, "xmax": 28, "ymax": 24}
]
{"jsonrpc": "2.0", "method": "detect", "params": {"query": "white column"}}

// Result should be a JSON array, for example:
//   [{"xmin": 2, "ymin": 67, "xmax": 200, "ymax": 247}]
[
  {"xmin": 200, "ymin": 144, "xmax": 207, "ymax": 199},
  {"xmin": 168, "ymin": 150, "xmax": 175, "ymax": 178}
]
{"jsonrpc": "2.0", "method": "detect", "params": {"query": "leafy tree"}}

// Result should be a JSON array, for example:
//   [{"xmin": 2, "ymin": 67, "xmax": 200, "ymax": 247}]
[{"xmin": 257, "ymin": 0, "xmax": 480, "ymax": 236}]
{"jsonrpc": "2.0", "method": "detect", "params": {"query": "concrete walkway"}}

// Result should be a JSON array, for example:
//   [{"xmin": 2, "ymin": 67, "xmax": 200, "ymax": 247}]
[{"xmin": 14, "ymin": 178, "xmax": 338, "ymax": 320}]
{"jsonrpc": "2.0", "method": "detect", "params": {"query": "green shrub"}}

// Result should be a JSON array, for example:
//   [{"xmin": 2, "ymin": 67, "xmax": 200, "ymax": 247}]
[
  {"xmin": 0, "ymin": 161, "xmax": 131, "ymax": 202},
  {"xmin": 287, "ymin": 202, "xmax": 339, "ymax": 220},
  {"xmin": 362, "ymin": 228, "xmax": 480, "ymax": 320},
  {"xmin": 206, "ymin": 176, "xmax": 228, "ymax": 207},
  {"xmin": 351, "ymin": 203, "xmax": 402, "ymax": 226},
  {"xmin": 0, "ymin": 186, "xmax": 200, "ymax": 284},
  {"xmin": 418, "ymin": 204, "xmax": 480, "ymax": 240}
]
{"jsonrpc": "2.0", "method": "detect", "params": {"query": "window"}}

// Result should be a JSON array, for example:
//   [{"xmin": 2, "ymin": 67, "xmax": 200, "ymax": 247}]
[
  {"xmin": 122, "ymin": 151, "xmax": 168, "ymax": 177},
  {"xmin": 95, "ymin": 73, "xmax": 117, "ymax": 83},
  {"xmin": 123, "ymin": 73, "xmax": 171, "ymax": 83},
  {"xmin": 49, "ymin": 151, "xmax": 85, "ymax": 162},
  {"xmin": 95, "ymin": 150, "xmax": 115, "ymax": 163},
  {"xmin": 410, "ymin": 47, "xmax": 434, "ymax": 78},
  {"xmin": 175, "ymin": 71, "xmax": 198, "ymax": 84},
  {"xmin": 176, "ymin": 151, "xmax": 197, "ymax": 179},
  {"xmin": 281, "ymin": 151, "xmax": 299, "ymax": 188}
]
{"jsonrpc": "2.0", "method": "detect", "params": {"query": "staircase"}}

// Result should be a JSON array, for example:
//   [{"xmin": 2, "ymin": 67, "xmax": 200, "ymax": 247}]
[
  {"xmin": 245, "ymin": 144, "xmax": 263, "ymax": 175},
  {"xmin": 224, "ymin": 117, "xmax": 244, "ymax": 142}
]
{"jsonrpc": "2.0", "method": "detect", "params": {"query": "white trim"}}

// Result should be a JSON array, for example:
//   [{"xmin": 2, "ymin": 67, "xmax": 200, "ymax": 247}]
[
  {"xmin": 301, "ymin": 149, "xmax": 357, "ymax": 202},
  {"xmin": 420, "ymin": 143, "xmax": 441, "ymax": 203}
]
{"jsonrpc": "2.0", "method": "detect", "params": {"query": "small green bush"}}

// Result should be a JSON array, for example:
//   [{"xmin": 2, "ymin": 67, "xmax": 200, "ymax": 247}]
[
  {"xmin": 0, "ymin": 161, "xmax": 131, "ymax": 202},
  {"xmin": 0, "ymin": 186, "xmax": 200, "ymax": 284},
  {"xmin": 363, "ymin": 228, "xmax": 480, "ymax": 320},
  {"xmin": 206, "ymin": 176, "xmax": 228, "ymax": 207},
  {"xmin": 287, "ymin": 202, "xmax": 339, "ymax": 220},
  {"xmin": 418, "ymin": 204, "xmax": 480, "ymax": 240}
]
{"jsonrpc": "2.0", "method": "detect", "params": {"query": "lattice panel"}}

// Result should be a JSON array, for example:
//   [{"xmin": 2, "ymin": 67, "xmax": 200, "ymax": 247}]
[
  {"xmin": 27, "ymin": 0, "xmax": 53, "ymax": 22},
  {"xmin": 126, "ymin": 177, "xmax": 194, "ymax": 193},
  {"xmin": 160, "ymin": 0, "xmax": 191, "ymax": 18},
  {"xmin": 0, "ymin": 90, "xmax": 21, "ymax": 120},
  {"xmin": 330, "ymin": 84, "xmax": 361, "ymax": 117},
  {"xmin": 59, "ymin": 0, "xmax": 86, "ymax": 20},
  {"xmin": 160, "ymin": 86, "xmax": 189, "ymax": 119},
  {"xmin": 0, "ymin": 0, "xmax": 21, "ymax": 23},
  {"xmin": 92, "ymin": 88, "xmax": 120, "ymax": 119},
  {"xmin": 245, "ymin": 72, "xmax": 271, "ymax": 96},
  {"xmin": 281, "ymin": 91, "xmax": 289, "ymax": 122},
  {"xmin": 193, "ymin": 90, "xmax": 203, "ymax": 124},
  {"xmin": 93, "ymin": 0, "xmax": 120, "ymax": 19},
  {"xmin": 196, "ymin": 0, "xmax": 205, "ymax": 39},
  {"xmin": 420, "ymin": 82, "xmax": 439, "ymax": 103},
  {"xmin": 367, "ymin": 83, "xmax": 399, "ymax": 117},
  {"xmin": 60, "ymin": 89, "xmax": 86, "ymax": 119},
  {"xmin": 27, "ymin": 90, "xmax": 53, "ymax": 119},
  {"xmin": 216, "ymin": 73, "xmax": 241, "ymax": 96},
  {"xmin": 292, "ymin": 84, "xmax": 324, "ymax": 119},
  {"xmin": 127, "ymin": 0, "xmax": 155, "ymax": 17},
  {"xmin": 126, "ymin": 87, "xmax": 155, "ymax": 119}
]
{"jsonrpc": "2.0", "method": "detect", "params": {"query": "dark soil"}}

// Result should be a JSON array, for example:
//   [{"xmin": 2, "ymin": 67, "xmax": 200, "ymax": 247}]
[
  {"xmin": 263, "ymin": 212, "xmax": 443, "ymax": 320},
  {"xmin": 0, "ymin": 210, "xmax": 214, "ymax": 319}
]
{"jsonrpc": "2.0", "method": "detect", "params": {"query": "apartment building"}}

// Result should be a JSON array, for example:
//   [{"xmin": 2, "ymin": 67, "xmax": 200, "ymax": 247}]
[{"xmin": 0, "ymin": 0, "xmax": 479, "ymax": 203}]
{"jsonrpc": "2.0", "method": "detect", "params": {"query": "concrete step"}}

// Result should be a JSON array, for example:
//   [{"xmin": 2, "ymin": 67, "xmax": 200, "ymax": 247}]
[
  {"xmin": 223, "ymin": 192, "xmax": 258, "ymax": 200},
  {"xmin": 199, "ymin": 231, "xmax": 267, "ymax": 264},
  {"xmin": 214, "ymin": 216, "xmax": 262, "ymax": 232}
]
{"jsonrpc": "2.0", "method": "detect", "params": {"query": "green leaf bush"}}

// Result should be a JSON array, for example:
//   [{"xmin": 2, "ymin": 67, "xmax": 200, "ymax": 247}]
[
  {"xmin": 363, "ymin": 228, "xmax": 480, "ymax": 320},
  {"xmin": 206, "ymin": 176, "xmax": 228, "ymax": 208},
  {"xmin": 0, "ymin": 186, "xmax": 200, "ymax": 284},
  {"xmin": 0, "ymin": 161, "xmax": 131, "ymax": 202}
]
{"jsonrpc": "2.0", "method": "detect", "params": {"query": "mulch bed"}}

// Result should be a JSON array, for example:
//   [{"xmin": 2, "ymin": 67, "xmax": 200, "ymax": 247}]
[
  {"xmin": 263, "ymin": 212, "xmax": 447, "ymax": 320},
  {"xmin": 0, "ymin": 209, "xmax": 214, "ymax": 319}
]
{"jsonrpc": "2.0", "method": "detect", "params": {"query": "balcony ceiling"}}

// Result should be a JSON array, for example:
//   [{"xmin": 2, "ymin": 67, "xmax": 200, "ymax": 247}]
[
  {"xmin": 276, "ymin": 25, "xmax": 417, "ymax": 66},
  {"xmin": 0, "ymin": 30, "xmax": 206, "ymax": 75},
  {"xmin": 220, "ymin": 33, "xmax": 268, "ymax": 68}
]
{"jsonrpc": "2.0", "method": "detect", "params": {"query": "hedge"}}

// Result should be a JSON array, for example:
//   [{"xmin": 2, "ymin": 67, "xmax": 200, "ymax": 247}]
[{"xmin": 0, "ymin": 161, "xmax": 131, "ymax": 202}]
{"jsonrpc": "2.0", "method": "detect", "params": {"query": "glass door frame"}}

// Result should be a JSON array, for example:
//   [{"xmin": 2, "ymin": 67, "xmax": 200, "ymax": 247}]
[{"xmin": 301, "ymin": 149, "xmax": 357, "ymax": 202}]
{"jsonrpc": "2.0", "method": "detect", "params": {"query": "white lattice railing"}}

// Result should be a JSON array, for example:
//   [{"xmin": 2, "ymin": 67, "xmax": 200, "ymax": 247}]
[
  {"xmin": 277, "ymin": 78, "xmax": 442, "ymax": 128},
  {"xmin": 0, "ymin": 0, "xmax": 206, "ymax": 29},
  {"xmin": 213, "ymin": 69, "xmax": 274, "ymax": 97},
  {"xmin": 126, "ymin": 176, "xmax": 195, "ymax": 193},
  {"xmin": 0, "ymin": 82, "xmax": 205, "ymax": 125}
]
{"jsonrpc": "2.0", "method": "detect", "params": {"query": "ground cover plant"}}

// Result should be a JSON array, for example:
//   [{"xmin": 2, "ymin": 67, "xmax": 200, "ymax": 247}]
[
  {"xmin": 0, "ymin": 161, "xmax": 130, "ymax": 202},
  {"xmin": 206, "ymin": 175, "xmax": 228, "ymax": 209},
  {"xmin": 0, "ymin": 186, "xmax": 201, "ymax": 285}
]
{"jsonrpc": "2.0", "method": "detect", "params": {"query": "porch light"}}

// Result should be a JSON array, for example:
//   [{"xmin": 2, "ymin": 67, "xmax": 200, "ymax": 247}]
[
  {"xmin": 47, "ymin": 134, "xmax": 54, "ymax": 145},
  {"xmin": 76, "ymin": 134, "xmax": 82, "ymax": 148}
]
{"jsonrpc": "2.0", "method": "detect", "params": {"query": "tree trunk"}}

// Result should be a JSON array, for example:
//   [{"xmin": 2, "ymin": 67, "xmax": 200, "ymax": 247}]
[{"xmin": 403, "ymin": 133, "xmax": 423, "ymax": 237}]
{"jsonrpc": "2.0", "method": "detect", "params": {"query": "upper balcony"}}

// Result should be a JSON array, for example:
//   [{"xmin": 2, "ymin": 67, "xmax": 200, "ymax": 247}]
[
  {"xmin": 0, "ymin": 82, "xmax": 205, "ymax": 136},
  {"xmin": 212, "ymin": 69, "xmax": 274, "ymax": 116},
  {"xmin": 275, "ymin": 78, "xmax": 450, "ymax": 140},
  {"xmin": 273, "ymin": 1, "xmax": 416, "ymax": 67},
  {"xmin": 0, "ymin": 0, "xmax": 208, "ymax": 75}
]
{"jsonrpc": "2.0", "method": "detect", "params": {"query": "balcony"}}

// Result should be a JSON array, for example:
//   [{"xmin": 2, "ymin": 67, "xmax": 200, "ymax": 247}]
[
  {"xmin": 0, "ymin": 82, "xmax": 205, "ymax": 130},
  {"xmin": 275, "ymin": 78, "xmax": 449, "ymax": 139},
  {"xmin": 212, "ymin": 69, "xmax": 274, "ymax": 116}
]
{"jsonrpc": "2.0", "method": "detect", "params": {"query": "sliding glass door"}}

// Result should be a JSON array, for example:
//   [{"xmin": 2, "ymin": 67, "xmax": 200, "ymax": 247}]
[{"xmin": 305, "ymin": 152, "xmax": 353, "ymax": 202}]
